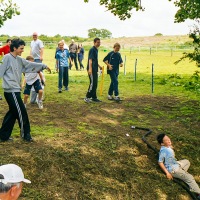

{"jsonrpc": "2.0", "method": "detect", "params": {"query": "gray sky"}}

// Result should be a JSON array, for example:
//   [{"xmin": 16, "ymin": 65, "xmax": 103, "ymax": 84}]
[{"xmin": 0, "ymin": 0, "xmax": 194, "ymax": 37}]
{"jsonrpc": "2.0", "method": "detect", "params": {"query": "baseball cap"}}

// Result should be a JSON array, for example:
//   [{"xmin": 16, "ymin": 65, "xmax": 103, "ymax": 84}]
[{"xmin": 0, "ymin": 164, "xmax": 31, "ymax": 184}]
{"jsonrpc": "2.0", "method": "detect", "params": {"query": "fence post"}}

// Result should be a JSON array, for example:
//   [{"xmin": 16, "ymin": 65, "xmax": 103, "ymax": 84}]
[
  {"xmin": 124, "ymin": 55, "xmax": 126, "ymax": 75},
  {"xmin": 134, "ymin": 59, "xmax": 137, "ymax": 81},
  {"xmin": 150, "ymin": 47, "xmax": 152, "ymax": 55},
  {"xmin": 152, "ymin": 63, "xmax": 154, "ymax": 93}
]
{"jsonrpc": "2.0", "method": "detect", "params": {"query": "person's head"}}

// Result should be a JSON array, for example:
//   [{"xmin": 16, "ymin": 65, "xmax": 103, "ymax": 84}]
[
  {"xmin": 0, "ymin": 164, "xmax": 31, "ymax": 200},
  {"xmin": 113, "ymin": 43, "xmax": 121, "ymax": 52},
  {"xmin": 93, "ymin": 38, "xmax": 100, "ymax": 48},
  {"xmin": 157, "ymin": 134, "xmax": 172, "ymax": 147},
  {"xmin": 32, "ymin": 32, "xmax": 38, "ymax": 41},
  {"xmin": 10, "ymin": 38, "xmax": 26, "ymax": 56},
  {"xmin": 78, "ymin": 43, "xmax": 82, "ymax": 48},
  {"xmin": 26, "ymin": 55, "xmax": 34, "ymax": 62},
  {"xmin": 6, "ymin": 39, "xmax": 12, "ymax": 46},
  {"xmin": 58, "ymin": 41, "xmax": 64, "ymax": 50}
]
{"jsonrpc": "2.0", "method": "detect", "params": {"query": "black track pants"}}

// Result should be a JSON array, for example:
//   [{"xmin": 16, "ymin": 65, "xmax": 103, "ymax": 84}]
[{"xmin": 0, "ymin": 92, "xmax": 31, "ymax": 141}]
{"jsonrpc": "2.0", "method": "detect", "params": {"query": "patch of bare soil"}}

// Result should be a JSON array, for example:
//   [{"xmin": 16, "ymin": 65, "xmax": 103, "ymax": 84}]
[{"xmin": 0, "ymin": 96, "xmax": 199, "ymax": 199}]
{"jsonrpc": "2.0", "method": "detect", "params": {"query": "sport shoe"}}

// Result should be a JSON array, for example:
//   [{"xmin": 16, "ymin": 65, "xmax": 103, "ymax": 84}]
[
  {"xmin": 0, "ymin": 137, "xmax": 13, "ymax": 142},
  {"xmin": 24, "ymin": 138, "xmax": 34, "ymax": 142},
  {"xmin": 114, "ymin": 96, "xmax": 120, "ymax": 101},
  {"xmin": 108, "ymin": 95, "xmax": 114, "ymax": 100},
  {"xmin": 84, "ymin": 98, "xmax": 92, "ymax": 103},
  {"xmin": 0, "ymin": 95, "xmax": 2, "ymax": 100},
  {"xmin": 92, "ymin": 98, "xmax": 102, "ymax": 102},
  {"xmin": 65, "ymin": 87, "xmax": 69, "ymax": 91},
  {"xmin": 38, "ymin": 101, "xmax": 43, "ymax": 109},
  {"xmin": 58, "ymin": 88, "xmax": 62, "ymax": 93}
]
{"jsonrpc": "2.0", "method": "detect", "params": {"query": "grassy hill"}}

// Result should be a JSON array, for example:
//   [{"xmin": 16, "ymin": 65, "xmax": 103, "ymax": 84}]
[{"xmin": 0, "ymin": 39, "xmax": 199, "ymax": 199}]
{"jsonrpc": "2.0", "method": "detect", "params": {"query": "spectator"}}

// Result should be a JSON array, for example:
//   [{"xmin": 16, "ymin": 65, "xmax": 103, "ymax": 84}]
[
  {"xmin": 0, "ymin": 164, "xmax": 31, "ymax": 200},
  {"xmin": 69, "ymin": 39, "xmax": 78, "ymax": 70},
  {"xmin": 0, "ymin": 39, "xmax": 12, "ymax": 56},
  {"xmin": 103, "ymin": 42, "xmax": 123, "ymax": 101},
  {"xmin": 0, "ymin": 39, "xmax": 12, "ymax": 101},
  {"xmin": 56, "ymin": 40, "xmax": 71, "ymax": 93},
  {"xmin": 23, "ymin": 55, "xmax": 45, "ymax": 109},
  {"xmin": 30, "ymin": 32, "xmax": 44, "ymax": 63},
  {"xmin": 84, "ymin": 38, "xmax": 102, "ymax": 103},
  {"xmin": 78, "ymin": 44, "xmax": 84, "ymax": 70}
]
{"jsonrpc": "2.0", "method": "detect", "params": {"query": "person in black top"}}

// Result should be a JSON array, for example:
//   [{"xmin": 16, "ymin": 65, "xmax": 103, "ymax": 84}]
[
  {"xmin": 84, "ymin": 38, "xmax": 102, "ymax": 103},
  {"xmin": 103, "ymin": 43, "xmax": 123, "ymax": 101}
]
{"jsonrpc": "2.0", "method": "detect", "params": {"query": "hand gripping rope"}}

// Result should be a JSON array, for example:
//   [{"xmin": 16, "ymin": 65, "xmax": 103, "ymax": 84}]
[{"xmin": 130, "ymin": 126, "xmax": 198, "ymax": 200}]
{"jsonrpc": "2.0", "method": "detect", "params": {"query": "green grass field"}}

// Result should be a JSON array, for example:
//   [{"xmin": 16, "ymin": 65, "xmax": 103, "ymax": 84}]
[{"xmin": 0, "ymin": 43, "xmax": 200, "ymax": 200}]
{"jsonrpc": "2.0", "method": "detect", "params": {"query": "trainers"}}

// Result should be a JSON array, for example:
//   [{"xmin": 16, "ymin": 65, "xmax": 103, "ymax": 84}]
[
  {"xmin": 0, "ymin": 95, "xmax": 2, "ymax": 100},
  {"xmin": 114, "ymin": 96, "xmax": 120, "ymax": 101},
  {"xmin": 0, "ymin": 137, "xmax": 13, "ymax": 142},
  {"xmin": 58, "ymin": 88, "xmax": 62, "ymax": 93},
  {"xmin": 84, "ymin": 98, "xmax": 92, "ymax": 103},
  {"xmin": 92, "ymin": 98, "xmax": 102, "ymax": 102},
  {"xmin": 38, "ymin": 101, "xmax": 43, "ymax": 109},
  {"xmin": 24, "ymin": 138, "xmax": 34, "ymax": 142},
  {"xmin": 108, "ymin": 95, "xmax": 114, "ymax": 100},
  {"xmin": 65, "ymin": 87, "xmax": 69, "ymax": 91}
]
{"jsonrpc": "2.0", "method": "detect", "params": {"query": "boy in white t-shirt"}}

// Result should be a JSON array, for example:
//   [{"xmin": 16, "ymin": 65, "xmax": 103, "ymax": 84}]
[{"xmin": 23, "ymin": 55, "xmax": 44, "ymax": 109}]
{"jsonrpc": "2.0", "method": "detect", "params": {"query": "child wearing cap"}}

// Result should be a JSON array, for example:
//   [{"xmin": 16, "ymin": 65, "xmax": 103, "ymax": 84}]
[
  {"xmin": 157, "ymin": 133, "xmax": 200, "ymax": 199},
  {"xmin": 0, "ymin": 164, "xmax": 31, "ymax": 200}
]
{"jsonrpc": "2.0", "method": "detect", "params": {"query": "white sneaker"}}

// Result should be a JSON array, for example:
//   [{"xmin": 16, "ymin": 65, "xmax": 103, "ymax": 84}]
[
  {"xmin": 38, "ymin": 101, "xmax": 43, "ymax": 109},
  {"xmin": 108, "ymin": 95, "xmax": 113, "ymax": 100},
  {"xmin": 114, "ymin": 96, "xmax": 120, "ymax": 101},
  {"xmin": 84, "ymin": 98, "xmax": 92, "ymax": 103}
]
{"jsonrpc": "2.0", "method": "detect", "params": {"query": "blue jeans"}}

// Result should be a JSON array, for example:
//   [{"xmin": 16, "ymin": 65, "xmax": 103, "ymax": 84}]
[
  {"xmin": 58, "ymin": 66, "xmax": 69, "ymax": 89},
  {"xmin": 34, "ymin": 59, "xmax": 42, "ymax": 63},
  {"xmin": 108, "ymin": 71, "xmax": 119, "ymax": 96}
]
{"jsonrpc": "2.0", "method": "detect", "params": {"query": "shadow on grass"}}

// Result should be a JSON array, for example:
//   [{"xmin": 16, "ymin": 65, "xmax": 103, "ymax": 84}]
[{"xmin": 0, "ymin": 95, "xmax": 199, "ymax": 200}]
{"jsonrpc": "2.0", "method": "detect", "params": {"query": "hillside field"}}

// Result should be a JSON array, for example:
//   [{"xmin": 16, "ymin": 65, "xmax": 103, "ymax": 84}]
[{"xmin": 0, "ymin": 35, "xmax": 200, "ymax": 200}]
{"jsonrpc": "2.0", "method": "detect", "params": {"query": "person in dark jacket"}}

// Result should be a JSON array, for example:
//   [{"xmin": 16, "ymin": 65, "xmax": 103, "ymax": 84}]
[{"xmin": 103, "ymin": 43, "xmax": 123, "ymax": 101}]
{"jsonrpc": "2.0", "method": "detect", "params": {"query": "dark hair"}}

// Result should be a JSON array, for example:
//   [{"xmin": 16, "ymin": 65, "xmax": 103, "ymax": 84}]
[
  {"xmin": 94, "ymin": 38, "xmax": 100, "ymax": 43},
  {"xmin": 6, "ymin": 39, "xmax": 12, "ymax": 43},
  {"xmin": 10, "ymin": 38, "xmax": 26, "ymax": 52},
  {"xmin": 157, "ymin": 133, "xmax": 166, "ymax": 144}
]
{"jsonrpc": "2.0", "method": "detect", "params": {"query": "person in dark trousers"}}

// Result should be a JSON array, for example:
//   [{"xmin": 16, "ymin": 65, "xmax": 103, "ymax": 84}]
[
  {"xmin": 69, "ymin": 39, "xmax": 78, "ymax": 70},
  {"xmin": 84, "ymin": 38, "xmax": 102, "ymax": 103},
  {"xmin": 103, "ymin": 42, "xmax": 123, "ymax": 101},
  {"xmin": 0, "ymin": 38, "xmax": 51, "ymax": 142},
  {"xmin": 56, "ymin": 40, "xmax": 71, "ymax": 93},
  {"xmin": 77, "ymin": 44, "xmax": 84, "ymax": 70}
]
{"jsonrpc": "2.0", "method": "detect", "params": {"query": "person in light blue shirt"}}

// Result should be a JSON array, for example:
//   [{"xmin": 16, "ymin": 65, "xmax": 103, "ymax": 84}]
[
  {"xmin": 56, "ymin": 41, "xmax": 71, "ymax": 93},
  {"xmin": 157, "ymin": 133, "xmax": 200, "ymax": 197}
]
